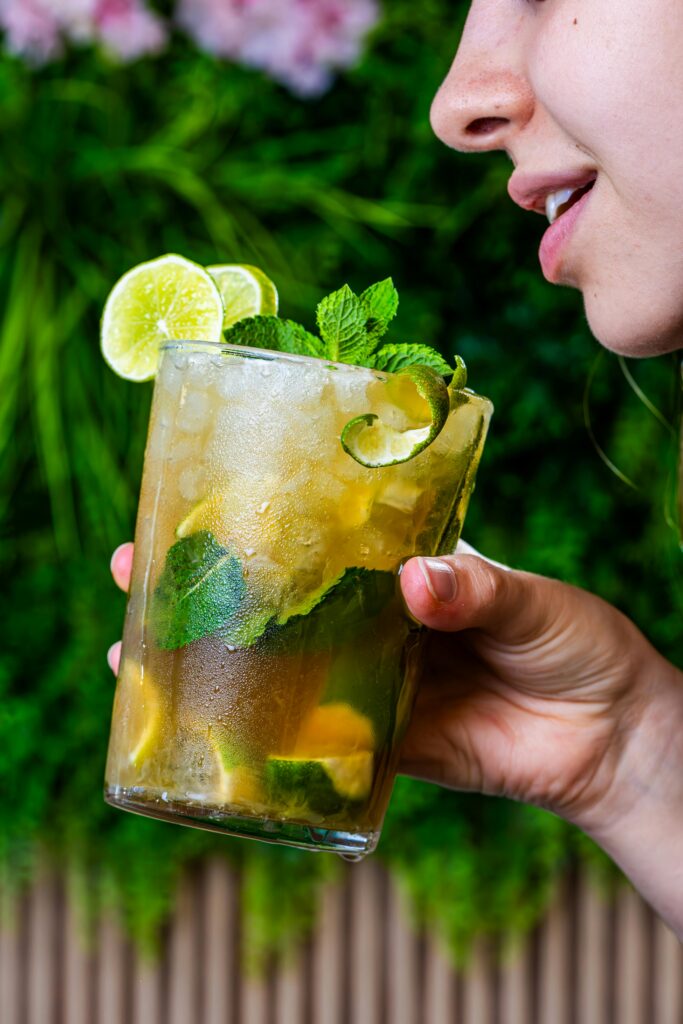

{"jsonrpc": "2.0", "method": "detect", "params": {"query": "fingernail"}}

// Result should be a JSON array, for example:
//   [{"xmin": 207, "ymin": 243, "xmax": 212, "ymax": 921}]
[
  {"xmin": 110, "ymin": 544, "xmax": 127, "ymax": 575},
  {"xmin": 107, "ymin": 643, "xmax": 119, "ymax": 674},
  {"xmin": 418, "ymin": 557, "xmax": 457, "ymax": 604}
]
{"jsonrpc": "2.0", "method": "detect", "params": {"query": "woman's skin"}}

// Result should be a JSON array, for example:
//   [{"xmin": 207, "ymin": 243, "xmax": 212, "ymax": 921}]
[{"xmin": 109, "ymin": 0, "xmax": 683, "ymax": 938}]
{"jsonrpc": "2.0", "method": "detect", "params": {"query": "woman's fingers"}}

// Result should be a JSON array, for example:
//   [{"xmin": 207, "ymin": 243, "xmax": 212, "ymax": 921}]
[
  {"xmin": 109, "ymin": 543, "xmax": 133, "ymax": 675},
  {"xmin": 400, "ymin": 553, "xmax": 552, "ymax": 644},
  {"xmin": 110, "ymin": 542, "xmax": 134, "ymax": 592},
  {"xmin": 107, "ymin": 641, "xmax": 122, "ymax": 675}
]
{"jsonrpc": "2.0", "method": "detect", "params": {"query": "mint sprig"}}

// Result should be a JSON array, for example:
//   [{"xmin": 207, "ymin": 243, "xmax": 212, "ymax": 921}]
[
  {"xmin": 150, "ymin": 530, "xmax": 246, "ymax": 649},
  {"xmin": 222, "ymin": 277, "xmax": 465, "ymax": 382}
]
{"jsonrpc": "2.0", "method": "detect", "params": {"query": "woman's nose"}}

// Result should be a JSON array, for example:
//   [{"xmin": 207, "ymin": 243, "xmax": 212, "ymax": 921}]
[{"xmin": 431, "ymin": 58, "xmax": 535, "ymax": 155}]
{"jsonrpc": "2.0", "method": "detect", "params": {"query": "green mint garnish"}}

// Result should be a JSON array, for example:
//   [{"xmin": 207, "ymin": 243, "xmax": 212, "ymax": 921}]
[
  {"xmin": 360, "ymin": 278, "xmax": 399, "ymax": 350},
  {"xmin": 224, "ymin": 315, "xmax": 324, "ymax": 358},
  {"xmin": 316, "ymin": 284, "xmax": 368, "ymax": 364},
  {"xmin": 370, "ymin": 343, "xmax": 452, "ymax": 377},
  {"xmin": 222, "ymin": 566, "xmax": 396, "ymax": 652},
  {"xmin": 150, "ymin": 530, "xmax": 246, "ymax": 649},
  {"xmin": 222, "ymin": 277, "xmax": 464, "ymax": 382}
]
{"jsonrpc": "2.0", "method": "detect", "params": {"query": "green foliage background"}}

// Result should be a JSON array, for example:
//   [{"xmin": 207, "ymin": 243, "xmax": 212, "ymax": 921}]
[{"xmin": 0, "ymin": 0, "xmax": 680, "ymax": 963}]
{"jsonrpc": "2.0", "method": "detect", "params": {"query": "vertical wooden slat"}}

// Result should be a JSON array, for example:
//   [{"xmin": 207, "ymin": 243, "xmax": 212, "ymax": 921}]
[
  {"xmin": 6, "ymin": 861, "xmax": 683, "ymax": 1024},
  {"xmin": 614, "ymin": 886, "xmax": 649, "ymax": 1024},
  {"xmin": 131, "ymin": 954, "xmax": 161, "ymax": 1024},
  {"xmin": 27, "ymin": 870, "xmax": 57, "ymax": 1024},
  {"xmin": 499, "ymin": 937, "xmax": 532, "ymax": 1024},
  {"xmin": 63, "ymin": 876, "xmax": 93, "ymax": 1024},
  {"xmin": 168, "ymin": 876, "xmax": 199, "ymax": 1024},
  {"xmin": 0, "ymin": 884, "xmax": 20, "ymax": 1024},
  {"xmin": 97, "ymin": 916, "xmax": 127, "ymax": 1024},
  {"xmin": 274, "ymin": 952, "xmax": 306, "ymax": 1024},
  {"xmin": 462, "ymin": 938, "xmax": 494, "ymax": 1024},
  {"xmin": 423, "ymin": 935, "xmax": 455, "ymax": 1024},
  {"xmin": 311, "ymin": 882, "xmax": 345, "ymax": 1024},
  {"xmin": 537, "ymin": 878, "xmax": 571, "ymax": 1024},
  {"xmin": 349, "ymin": 860, "xmax": 384, "ymax": 1024},
  {"xmin": 386, "ymin": 877, "xmax": 419, "ymax": 1024},
  {"xmin": 653, "ymin": 916, "xmax": 683, "ymax": 1024},
  {"xmin": 576, "ymin": 871, "xmax": 609, "ymax": 1024},
  {"xmin": 203, "ymin": 858, "xmax": 237, "ymax": 1024},
  {"xmin": 240, "ymin": 968, "xmax": 270, "ymax": 1024}
]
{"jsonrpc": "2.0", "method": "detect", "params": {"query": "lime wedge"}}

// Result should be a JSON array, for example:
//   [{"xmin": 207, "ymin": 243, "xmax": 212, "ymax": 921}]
[
  {"xmin": 143, "ymin": 726, "xmax": 265, "ymax": 809},
  {"xmin": 101, "ymin": 254, "xmax": 224, "ymax": 381},
  {"xmin": 340, "ymin": 364, "xmax": 450, "ymax": 468},
  {"xmin": 175, "ymin": 494, "xmax": 223, "ymax": 540},
  {"xmin": 265, "ymin": 751, "xmax": 373, "ymax": 816},
  {"xmin": 294, "ymin": 702, "xmax": 375, "ymax": 757},
  {"xmin": 207, "ymin": 264, "xmax": 279, "ymax": 330},
  {"xmin": 109, "ymin": 661, "xmax": 161, "ymax": 773}
]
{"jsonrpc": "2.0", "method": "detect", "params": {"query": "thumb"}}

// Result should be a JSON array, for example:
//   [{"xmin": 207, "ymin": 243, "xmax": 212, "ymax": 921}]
[{"xmin": 400, "ymin": 553, "xmax": 554, "ymax": 644}]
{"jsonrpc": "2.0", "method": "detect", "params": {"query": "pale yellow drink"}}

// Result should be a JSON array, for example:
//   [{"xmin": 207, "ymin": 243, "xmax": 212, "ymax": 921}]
[{"xmin": 105, "ymin": 341, "xmax": 492, "ymax": 857}]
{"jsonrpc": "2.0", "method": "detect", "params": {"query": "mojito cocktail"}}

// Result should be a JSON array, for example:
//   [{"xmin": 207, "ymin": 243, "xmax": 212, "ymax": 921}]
[{"xmin": 105, "ymin": 340, "xmax": 492, "ymax": 856}]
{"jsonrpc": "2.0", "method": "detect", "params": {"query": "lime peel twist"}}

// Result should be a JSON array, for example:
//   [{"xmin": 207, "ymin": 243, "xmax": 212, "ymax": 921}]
[{"xmin": 340, "ymin": 364, "xmax": 452, "ymax": 468}]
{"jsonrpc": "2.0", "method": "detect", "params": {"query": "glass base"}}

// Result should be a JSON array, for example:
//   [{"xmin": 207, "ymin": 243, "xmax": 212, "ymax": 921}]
[{"xmin": 104, "ymin": 785, "xmax": 379, "ymax": 859}]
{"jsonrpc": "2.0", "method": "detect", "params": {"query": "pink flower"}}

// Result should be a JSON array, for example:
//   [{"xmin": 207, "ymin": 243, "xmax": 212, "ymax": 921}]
[
  {"xmin": 0, "ymin": 0, "xmax": 63, "ymax": 63},
  {"xmin": 177, "ymin": 0, "xmax": 380, "ymax": 97},
  {"xmin": 95, "ymin": 0, "xmax": 168, "ymax": 61},
  {"xmin": 0, "ymin": 0, "xmax": 167, "ymax": 63}
]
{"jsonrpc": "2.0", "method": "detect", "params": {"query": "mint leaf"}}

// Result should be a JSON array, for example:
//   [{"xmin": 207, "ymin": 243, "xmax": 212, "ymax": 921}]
[
  {"xmin": 150, "ymin": 530, "xmax": 246, "ymax": 649},
  {"xmin": 224, "ymin": 315, "xmax": 325, "ymax": 359},
  {"xmin": 316, "ymin": 285, "xmax": 367, "ymax": 363},
  {"xmin": 371, "ymin": 343, "xmax": 452, "ymax": 377},
  {"xmin": 222, "ymin": 567, "xmax": 397, "ymax": 652},
  {"xmin": 360, "ymin": 278, "xmax": 399, "ymax": 350},
  {"xmin": 268, "ymin": 567, "xmax": 397, "ymax": 652}
]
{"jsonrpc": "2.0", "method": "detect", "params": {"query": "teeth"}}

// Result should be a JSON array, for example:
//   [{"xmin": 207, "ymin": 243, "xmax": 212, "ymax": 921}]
[{"xmin": 545, "ymin": 188, "xmax": 576, "ymax": 225}]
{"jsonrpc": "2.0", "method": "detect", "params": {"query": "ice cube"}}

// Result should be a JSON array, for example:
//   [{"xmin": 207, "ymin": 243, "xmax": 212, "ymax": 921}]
[
  {"xmin": 377, "ymin": 478, "xmax": 422, "ymax": 515},
  {"xmin": 330, "ymin": 368, "xmax": 371, "ymax": 416},
  {"xmin": 215, "ymin": 358, "xmax": 248, "ymax": 401},
  {"xmin": 176, "ymin": 388, "xmax": 211, "ymax": 433},
  {"xmin": 185, "ymin": 351, "xmax": 212, "ymax": 389},
  {"xmin": 167, "ymin": 436, "xmax": 201, "ymax": 464},
  {"xmin": 178, "ymin": 464, "xmax": 208, "ymax": 502}
]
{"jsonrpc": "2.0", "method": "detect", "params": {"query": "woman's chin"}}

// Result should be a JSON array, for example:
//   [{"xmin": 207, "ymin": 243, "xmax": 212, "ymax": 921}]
[{"xmin": 583, "ymin": 292, "xmax": 683, "ymax": 358}]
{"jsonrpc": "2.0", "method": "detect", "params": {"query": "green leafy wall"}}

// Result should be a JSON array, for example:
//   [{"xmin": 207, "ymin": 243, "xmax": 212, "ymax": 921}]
[{"xmin": 0, "ymin": 1, "xmax": 680, "ymax": 962}]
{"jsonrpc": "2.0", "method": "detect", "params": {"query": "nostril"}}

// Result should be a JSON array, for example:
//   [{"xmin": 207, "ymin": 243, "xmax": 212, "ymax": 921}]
[{"xmin": 466, "ymin": 117, "xmax": 508, "ymax": 136}]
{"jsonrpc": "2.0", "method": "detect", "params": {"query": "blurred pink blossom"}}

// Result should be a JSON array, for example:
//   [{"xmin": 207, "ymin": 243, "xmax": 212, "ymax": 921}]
[
  {"xmin": 0, "ymin": 0, "xmax": 167, "ymax": 63},
  {"xmin": 177, "ymin": 0, "xmax": 380, "ymax": 97},
  {"xmin": 0, "ymin": 0, "xmax": 63, "ymax": 62},
  {"xmin": 1, "ymin": 0, "xmax": 379, "ymax": 94},
  {"xmin": 96, "ymin": 0, "xmax": 167, "ymax": 61}
]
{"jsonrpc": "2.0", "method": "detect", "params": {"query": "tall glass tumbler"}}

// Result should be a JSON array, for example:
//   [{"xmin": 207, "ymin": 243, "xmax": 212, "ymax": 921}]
[{"xmin": 105, "ymin": 342, "xmax": 493, "ymax": 858}]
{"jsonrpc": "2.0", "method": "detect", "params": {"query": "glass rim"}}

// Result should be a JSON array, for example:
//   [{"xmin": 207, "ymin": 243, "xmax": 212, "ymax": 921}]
[{"xmin": 161, "ymin": 339, "xmax": 493, "ymax": 408}]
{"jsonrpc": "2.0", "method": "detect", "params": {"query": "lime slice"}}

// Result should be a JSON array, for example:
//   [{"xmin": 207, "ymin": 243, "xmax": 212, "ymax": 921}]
[
  {"xmin": 109, "ymin": 661, "xmax": 161, "ymax": 775},
  {"xmin": 294, "ymin": 702, "xmax": 375, "ymax": 757},
  {"xmin": 175, "ymin": 494, "xmax": 223, "ymax": 540},
  {"xmin": 265, "ymin": 752, "xmax": 373, "ymax": 816},
  {"xmin": 101, "ymin": 254, "xmax": 224, "ymax": 381},
  {"xmin": 144, "ymin": 726, "xmax": 265, "ymax": 809},
  {"xmin": 340, "ymin": 364, "xmax": 450, "ymax": 468},
  {"xmin": 207, "ymin": 264, "xmax": 279, "ymax": 330}
]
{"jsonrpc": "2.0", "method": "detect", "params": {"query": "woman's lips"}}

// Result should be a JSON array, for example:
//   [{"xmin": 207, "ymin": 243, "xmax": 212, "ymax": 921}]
[{"xmin": 539, "ymin": 187, "xmax": 594, "ymax": 282}]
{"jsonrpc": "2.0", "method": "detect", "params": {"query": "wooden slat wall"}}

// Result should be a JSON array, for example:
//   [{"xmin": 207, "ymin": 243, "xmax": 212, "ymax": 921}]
[{"xmin": 1, "ymin": 861, "xmax": 681, "ymax": 1024}]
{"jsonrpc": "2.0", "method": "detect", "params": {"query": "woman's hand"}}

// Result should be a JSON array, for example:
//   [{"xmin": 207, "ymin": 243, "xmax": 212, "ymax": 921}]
[
  {"xmin": 107, "ymin": 542, "xmax": 134, "ymax": 675},
  {"xmin": 399, "ymin": 545, "xmax": 683, "ymax": 938},
  {"xmin": 108, "ymin": 539, "xmax": 683, "ymax": 936}
]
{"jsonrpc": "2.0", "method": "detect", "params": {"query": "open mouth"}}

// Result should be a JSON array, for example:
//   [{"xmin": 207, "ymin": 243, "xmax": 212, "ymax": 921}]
[{"xmin": 545, "ymin": 179, "xmax": 596, "ymax": 225}]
